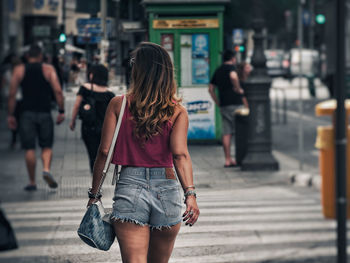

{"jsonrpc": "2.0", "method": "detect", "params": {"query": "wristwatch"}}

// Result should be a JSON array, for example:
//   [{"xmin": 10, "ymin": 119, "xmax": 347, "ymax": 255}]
[{"xmin": 58, "ymin": 109, "xmax": 65, "ymax": 114}]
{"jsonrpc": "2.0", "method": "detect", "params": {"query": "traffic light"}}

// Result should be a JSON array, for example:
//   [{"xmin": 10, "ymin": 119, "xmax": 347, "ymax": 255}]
[
  {"xmin": 316, "ymin": 14, "xmax": 326, "ymax": 24},
  {"xmin": 314, "ymin": 13, "xmax": 326, "ymax": 48},
  {"xmin": 58, "ymin": 24, "xmax": 66, "ymax": 43},
  {"xmin": 59, "ymin": 33, "xmax": 67, "ymax": 43},
  {"xmin": 234, "ymin": 45, "xmax": 245, "ymax": 52}
]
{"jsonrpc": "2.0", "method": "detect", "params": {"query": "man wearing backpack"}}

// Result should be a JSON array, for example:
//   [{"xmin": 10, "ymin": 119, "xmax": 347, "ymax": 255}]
[{"xmin": 7, "ymin": 44, "xmax": 65, "ymax": 191}]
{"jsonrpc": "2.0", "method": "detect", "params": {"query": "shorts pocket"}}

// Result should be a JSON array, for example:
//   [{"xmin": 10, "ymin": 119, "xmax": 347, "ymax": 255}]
[
  {"xmin": 159, "ymin": 186, "xmax": 181, "ymax": 218},
  {"xmin": 113, "ymin": 183, "xmax": 142, "ymax": 213}
]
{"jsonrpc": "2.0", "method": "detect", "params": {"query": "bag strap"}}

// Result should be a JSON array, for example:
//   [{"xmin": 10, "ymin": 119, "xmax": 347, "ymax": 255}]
[{"xmin": 95, "ymin": 95, "xmax": 126, "ymax": 195}]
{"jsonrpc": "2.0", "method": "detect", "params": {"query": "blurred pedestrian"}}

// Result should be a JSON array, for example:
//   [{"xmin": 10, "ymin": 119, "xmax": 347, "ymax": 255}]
[
  {"xmin": 87, "ymin": 42, "xmax": 199, "ymax": 262},
  {"xmin": 69, "ymin": 58, "xmax": 80, "ymax": 86},
  {"xmin": 52, "ymin": 55, "xmax": 64, "ymax": 88},
  {"xmin": 1, "ymin": 55, "xmax": 23, "ymax": 149},
  {"xmin": 0, "ymin": 53, "xmax": 16, "ymax": 109},
  {"xmin": 7, "ymin": 44, "xmax": 65, "ymax": 191},
  {"xmin": 62, "ymin": 57, "xmax": 70, "ymax": 88},
  {"xmin": 70, "ymin": 64, "xmax": 115, "ymax": 173},
  {"xmin": 324, "ymin": 73, "xmax": 334, "ymax": 98},
  {"xmin": 77, "ymin": 58, "xmax": 88, "ymax": 85},
  {"xmin": 208, "ymin": 50, "xmax": 245, "ymax": 167},
  {"xmin": 236, "ymin": 61, "xmax": 251, "ymax": 108}
]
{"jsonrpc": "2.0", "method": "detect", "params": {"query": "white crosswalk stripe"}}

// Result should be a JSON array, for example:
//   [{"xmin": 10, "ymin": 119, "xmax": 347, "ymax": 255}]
[{"xmin": 0, "ymin": 190, "xmax": 342, "ymax": 263}]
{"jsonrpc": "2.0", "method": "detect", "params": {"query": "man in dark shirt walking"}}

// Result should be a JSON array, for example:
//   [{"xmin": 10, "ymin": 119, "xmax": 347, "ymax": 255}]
[
  {"xmin": 209, "ymin": 50, "xmax": 248, "ymax": 167},
  {"xmin": 7, "ymin": 44, "xmax": 65, "ymax": 191}
]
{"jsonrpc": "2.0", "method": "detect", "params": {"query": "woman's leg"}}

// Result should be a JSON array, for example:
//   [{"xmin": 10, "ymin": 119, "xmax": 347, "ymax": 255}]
[
  {"xmin": 88, "ymin": 132, "xmax": 100, "ymax": 172},
  {"xmin": 81, "ymin": 127, "xmax": 99, "ymax": 173},
  {"xmin": 147, "ymin": 223, "xmax": 181, "ymax": 263},
  {"xmin": 113, "ymin": 221, "xmax": 150, "ymax": 263},
  {"xmin": 10, "ymin": 129, "xmax": 17, "ymax": 148}
]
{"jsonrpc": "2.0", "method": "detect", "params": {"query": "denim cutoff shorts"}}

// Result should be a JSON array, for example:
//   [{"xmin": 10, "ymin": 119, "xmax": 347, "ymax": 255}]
[{"xmin": 111, "ymin": 167, "xmax": 183, "ymax": 230}]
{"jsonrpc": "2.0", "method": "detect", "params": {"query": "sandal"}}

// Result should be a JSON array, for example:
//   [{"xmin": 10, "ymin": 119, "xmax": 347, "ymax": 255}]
[
  {"xmin": 224, "ymin": 163, "xmax": 238, "ymax": 168},
  {"xmin": 24, "ymin": 185, "xmax": 37, "ymax": 191},
  {"xmin": 43, "ymin": 171, "xmax": 58, "ymax": 189}
]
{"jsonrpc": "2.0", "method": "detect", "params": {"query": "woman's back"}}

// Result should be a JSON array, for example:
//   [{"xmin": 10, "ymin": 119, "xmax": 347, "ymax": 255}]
[{"xmin": 112, "ymin": 96, "xmax": 179, "ymax": 168}]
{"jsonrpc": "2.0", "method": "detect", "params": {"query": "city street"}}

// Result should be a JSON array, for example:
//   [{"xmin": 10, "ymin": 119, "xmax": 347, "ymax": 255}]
[
  {"xmin": 0, "ymin": 84, "xmax": 347, "ymax": 263},
  {"xmin": 270, "ymin": 77, "xmax": 330, "ymax": 172},
  {"xmin": 1, "ymin": 0, "xmax": 349, "ymax": 262}
]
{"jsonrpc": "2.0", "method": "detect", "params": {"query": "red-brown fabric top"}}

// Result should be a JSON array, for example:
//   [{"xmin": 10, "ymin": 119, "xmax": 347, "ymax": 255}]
[{"xmin": 112, "ymin": 96, "xmax": 173, "ymax": 167}]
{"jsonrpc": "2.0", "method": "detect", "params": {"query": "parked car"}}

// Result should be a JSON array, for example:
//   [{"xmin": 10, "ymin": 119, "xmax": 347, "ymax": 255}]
[
  {"xmin": 264, "ymin": 49, "xmax": 290, "ymax": 78},
  {"xmin": 289, "ymin": 48, "xmax": 319, "ymax": 77}
]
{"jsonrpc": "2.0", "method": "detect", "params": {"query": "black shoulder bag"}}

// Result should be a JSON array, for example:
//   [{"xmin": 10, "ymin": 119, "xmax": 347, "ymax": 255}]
[{"xmin": 79, "ymin": 83, "xmax": 97, "ymax": 125}]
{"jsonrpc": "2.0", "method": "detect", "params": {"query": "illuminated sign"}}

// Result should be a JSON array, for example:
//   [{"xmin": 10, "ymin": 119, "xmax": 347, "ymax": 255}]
[{"xmin": 153, "ymin": 19, "xmax": 219, "ymax": 29}]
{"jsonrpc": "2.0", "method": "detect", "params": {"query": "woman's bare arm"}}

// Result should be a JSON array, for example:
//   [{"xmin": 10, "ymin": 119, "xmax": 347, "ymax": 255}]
[
  {"xmin": 242, "ymin": 96, "xmax": 249, "ymax": 108},
  {"xmin": 88, "ymin": 96, "xmax": 122, "ymax": 205},
  {"xmin": 69, "ymin": 95, "xmax": 83, "ymax": 130},
  {"xmin": 170, "ymin": 106, "xmax": 199, "ymax": 225}
]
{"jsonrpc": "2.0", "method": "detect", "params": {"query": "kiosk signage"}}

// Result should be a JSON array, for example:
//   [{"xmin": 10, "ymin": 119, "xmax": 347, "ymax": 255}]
[
  {"xmin": 181, "ymin": 88, "xmax": 216, "ymax": 139},
  {"xmin": 146, "ymin": 1, "xmax": 228, "ymax": 142},
  {"xmin": 153, "ymin": 19, "xmax": 219, "ymax": 29}
]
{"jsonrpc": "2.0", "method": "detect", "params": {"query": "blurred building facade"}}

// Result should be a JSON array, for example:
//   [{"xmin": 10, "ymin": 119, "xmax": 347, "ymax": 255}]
[
  {"xmin": 0, "ymin": 0, "xmax": 146, "ymax": 65},
  {"xmin": 0, "ymin": 0, "xmax": 339, "ymax": 71}
]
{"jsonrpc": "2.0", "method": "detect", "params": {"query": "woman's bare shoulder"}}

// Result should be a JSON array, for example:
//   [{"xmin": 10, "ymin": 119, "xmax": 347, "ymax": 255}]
[
  {"xmin": 109, "ymin": 95, "xmax": 125, "ymax": 115},
  {"xmin": 171, "ymin": 104, "xmax": 188, "ymax": 124},
  {"xmin": 175, "ymin": 104, "xmax": 188, "ymax": 115}
]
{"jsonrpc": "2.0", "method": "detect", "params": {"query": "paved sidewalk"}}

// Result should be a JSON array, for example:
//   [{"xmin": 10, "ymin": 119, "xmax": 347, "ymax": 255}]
[{"xmin": 0, "ymin": 90, "xmax": 346, "ymax": 263}]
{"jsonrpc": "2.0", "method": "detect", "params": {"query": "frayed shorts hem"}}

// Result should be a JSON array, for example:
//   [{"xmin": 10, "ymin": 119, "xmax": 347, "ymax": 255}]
[
  {"xmin": 110, "ymin": 214, "xmax": 181, "ymax": 231},
  {"xmin": 110, "ymin": 215, "xmax": 148, "ymax": 227},
  {"xmin": 150, "ymin": 219, "xmax": 182, "ymax": 231}
]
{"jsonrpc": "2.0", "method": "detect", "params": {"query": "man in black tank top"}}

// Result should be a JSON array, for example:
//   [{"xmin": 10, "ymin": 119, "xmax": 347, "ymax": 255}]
[
  {"xmin": 209, "ymin": 50, "xmax": 248, "ymax": 168},
  {"xmin": 7, "ymin": 44, "xmax": 65, "ymax": 191}
]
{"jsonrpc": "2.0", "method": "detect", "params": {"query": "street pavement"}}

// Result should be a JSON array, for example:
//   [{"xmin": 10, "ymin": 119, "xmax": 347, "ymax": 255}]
[
  {"xmin": 0, "ymin": 82, "xmax": 347, "ymax": 263},
  {"xmin": 271, "ymin": 77, "xmax": 331, "ymax": 173}
]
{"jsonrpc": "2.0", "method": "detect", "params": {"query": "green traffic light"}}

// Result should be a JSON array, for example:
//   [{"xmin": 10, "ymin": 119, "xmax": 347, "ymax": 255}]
[
  {"xmin": 316, "ymin": 14, "xmax": 326, "ymax": 24},
  {"xmin": 59, "ymin": 33, "xmax": 67, "ymax": 43},
  {"xmin": 239, "ymin": 46, "xmax": 245, "ymax": 52}
]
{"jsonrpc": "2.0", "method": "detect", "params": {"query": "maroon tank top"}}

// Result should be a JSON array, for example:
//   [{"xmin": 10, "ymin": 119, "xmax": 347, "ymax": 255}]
[{"xmin": 111, "ymin": 97, "xmax": 173, "ymax": 167}]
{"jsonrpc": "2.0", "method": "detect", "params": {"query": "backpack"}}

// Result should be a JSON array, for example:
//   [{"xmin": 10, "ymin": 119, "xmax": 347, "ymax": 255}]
[{"xmin": 79, "ymin": 84, "xmax": 97, "ymax": 125}]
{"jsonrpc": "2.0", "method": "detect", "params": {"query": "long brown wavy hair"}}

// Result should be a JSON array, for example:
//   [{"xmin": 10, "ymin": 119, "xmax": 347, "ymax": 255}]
[{"xmin": 127, "ymin": 42, "xmax": 181, "ymax": 142}]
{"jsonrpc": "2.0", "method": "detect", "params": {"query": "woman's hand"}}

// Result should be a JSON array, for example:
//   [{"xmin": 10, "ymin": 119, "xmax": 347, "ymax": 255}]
[
  {"xmin": 87, "ymin": 198, "xmax": 100, "ymax": 207},
  {"xmin": 69, "ymin": 120, "xmax": 76, "ymax": 131},
  {"xmin": 7, "ymin": 115, "xmax": 17, "ymax": 130},
  {"xmin": 182, "ymin": 196, "xmax": 200, "ymax": 226}
]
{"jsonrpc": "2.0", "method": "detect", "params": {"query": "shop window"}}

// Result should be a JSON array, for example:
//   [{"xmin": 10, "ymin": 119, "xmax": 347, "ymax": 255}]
[
  {"xmin": 181, "ymin": 34, "xmax": 210, "ymax": 86},
  {"xmin": 161, "ymin": 34, "xmax": 174, "ymax": 63}
]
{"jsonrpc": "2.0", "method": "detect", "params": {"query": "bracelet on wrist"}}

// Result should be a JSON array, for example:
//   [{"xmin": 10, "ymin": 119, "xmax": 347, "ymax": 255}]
[
  {"xmin": 184, "ymin": 190, "xmax": 197, "ymax": 203},
  {"xmin": 184, "ymin": 185, "xmax": 195, "ymax": 192},
  {"xmin": 88, "ymin": 188, "xmax": 102, "ymax": 199},
  {"xmin": 58, "ymin": 109, "xmax": 65, "ymax": 114}
]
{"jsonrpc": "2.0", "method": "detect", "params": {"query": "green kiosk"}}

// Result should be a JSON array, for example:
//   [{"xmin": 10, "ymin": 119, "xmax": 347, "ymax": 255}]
[{"xmin": 143, "ymin": 0, "xmax": 229, "ymax": 142}]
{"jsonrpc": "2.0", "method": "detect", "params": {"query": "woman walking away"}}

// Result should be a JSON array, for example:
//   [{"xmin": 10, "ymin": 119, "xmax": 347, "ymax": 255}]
[
  {"xmin": 88, "ymin": 42, "xmax": 200, "ymax": 263},
  {"xmin": 70, "ymin": 64, "xmax": 115, "ymax": 173}
]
